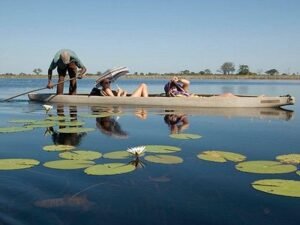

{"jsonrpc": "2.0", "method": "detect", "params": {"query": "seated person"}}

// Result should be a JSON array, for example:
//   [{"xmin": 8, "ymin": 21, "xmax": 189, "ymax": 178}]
[
  {"xmin": 164, "ymin": 76, "xmax": 191, "ymax": 97},
  {"xmin": 98, "ymin": 79, "xmax": 148, "ymax": 97}
]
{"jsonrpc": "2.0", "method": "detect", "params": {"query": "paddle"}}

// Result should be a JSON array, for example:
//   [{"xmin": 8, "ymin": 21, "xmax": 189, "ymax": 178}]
[{"xmin": 2, "ymin": 77, "xmax": 78, "ymax": 102}]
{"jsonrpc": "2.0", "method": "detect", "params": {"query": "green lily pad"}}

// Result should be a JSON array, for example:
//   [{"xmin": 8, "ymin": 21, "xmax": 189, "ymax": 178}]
[
  {"xmin": 276, "ymin": 154, "xmax": 300, "ymax": 165},
  {"xmin": 59, "ymin": 150, "xmax": 102, "ymax": 160},
  {"xmin": 24, "ymin": 120, "xmax": 57, "ymax": 128},
  {"xmin": 0, "ymin": 159, "xmax": 40, "ymax": 170},
  {"xmin": 169, "ymin": 133, "xmax": 202, "ymax": 140},
  {"xmin": 252, "ymin": 179, "xmax": 300, "ymax": 198},
  {"xmin": 44, "ymin": 160, "xmax": 95, "ymax": 169},
  {"xmin": 57, "ymin": 127, "xmax": 95, "ymax": 133},
  {"xmin": 57, "ymin": 121, "xmax": 85, "ymax": 126},
  {"xmin": 297, "ymin": 171, "xmax": 300, "ymax": 176},
  {"xmin": 197, "ymin": 151, "xmax": 246, "ymax": 163},
  {"xmin": 235, "ymin": 161, "xmax": 297, "ymax": 174},
  {"xmin": 79, "ymin": 113, "xmax": 115, "ymax": 118},
  {"xmin": 103, "ymin": 151, "xmax": 131, "ymax": 159},
  {"xmin": 8, "ymin": 119, "xmax": 37, "ymax": 123},
  {"xmin": 144, "ymin": 155, "xmax": 183, "ymax": 164},
  {"xmin": 43, "ymin": 145, "xmax": 75, "ymax": 151},
  {"xmin": 145, "ymin": 145, "xmax": 181, "ymax": 154},
  {"xmin": 46, "ymin": 116, "xmax": 71, "ymax": 121},
  {"xmin": 0, "ymin": 126, "xmax": 33, "ymax": 133},
  {"xmin": 84, "ymin": 163, "xmax": 135, "ymax": 175}
]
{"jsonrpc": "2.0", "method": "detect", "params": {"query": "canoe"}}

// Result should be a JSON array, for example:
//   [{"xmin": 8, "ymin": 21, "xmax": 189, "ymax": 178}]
[{"xmin": 28, "ymin": 93, "xmax": 295, "ymax": 108}]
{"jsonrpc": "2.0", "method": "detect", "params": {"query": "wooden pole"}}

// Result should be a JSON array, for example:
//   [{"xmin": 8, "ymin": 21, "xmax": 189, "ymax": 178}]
[{"xmin": 2, "ymin": 77, "xmax": 77, "ymax": 102}]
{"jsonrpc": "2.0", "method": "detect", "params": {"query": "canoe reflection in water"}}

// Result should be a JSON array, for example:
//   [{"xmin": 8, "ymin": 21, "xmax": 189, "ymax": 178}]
[
  {"xmin": 49, "ymin": 105, "xmax": 86, "ymax": 146},
  {"xmin": 164, "ymin": 113, "xmax": 189, "ymax": 134}
]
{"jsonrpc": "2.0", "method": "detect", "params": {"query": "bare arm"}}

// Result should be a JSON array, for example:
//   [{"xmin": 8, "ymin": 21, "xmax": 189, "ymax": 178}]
[
  {"xmin": 78, "ymin": 67, "xmax": 87, "ymax": 79},
  {"xmin": 171, "ymin": 76, "xmax": 190, "ymax": 91},
  {"xmin": 47, "ymin": 69, "xmax": 53, "ymax": 88},
  {"xmin": 103, "ymin": 88, "xmax": 116, "ymax": 97}
]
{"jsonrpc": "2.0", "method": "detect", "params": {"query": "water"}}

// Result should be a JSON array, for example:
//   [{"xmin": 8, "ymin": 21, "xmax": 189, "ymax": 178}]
[{"xmin": 0, "ymin": 78, "xmax": 299, "ymax": 225}]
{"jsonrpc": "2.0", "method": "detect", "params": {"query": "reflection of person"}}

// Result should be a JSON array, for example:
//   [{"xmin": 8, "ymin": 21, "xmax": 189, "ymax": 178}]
[
  {"xmin": 99, "ymin": 79, "xmax": 148, "ymax": 97},
  {"xmin": 96, "ymin": 116, "xmax": 128, "ymax": 138},
  {"xmin": 164, "ymin": 114, "xmax": 189, "ymax": 134},
  {"xmin": 47, "ymin": 49, "xmax": 87, "ymax": 95},
  {"xmin": 164, "ymin": 76, "xmax": 191, "ymax": 97},
  {"xmin": 50, "ymin": 105, "xmax": 86, "ymax": 146}
]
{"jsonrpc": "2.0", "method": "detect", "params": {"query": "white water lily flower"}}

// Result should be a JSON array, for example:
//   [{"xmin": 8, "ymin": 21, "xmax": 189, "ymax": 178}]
[
  {"xmin": 127, "ymin": 146, "xmax": 146, "ymax": 156},
  {"xmin": 43, "ymin": 104, "xmax": 53, "ymax": 113}
]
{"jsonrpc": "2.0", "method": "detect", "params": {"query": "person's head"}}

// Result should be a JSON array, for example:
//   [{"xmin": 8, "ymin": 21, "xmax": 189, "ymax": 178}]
[
  {"xmin": 60, "ymin": 51, "xmax": 71, "ymax": 64},
  {"xmin": 164, "ymin": 114, "xmax": 180, "ymax": 125},
  {"xmin": 100, "ymin": 79, "xmax": 111, "ymax": 88}
]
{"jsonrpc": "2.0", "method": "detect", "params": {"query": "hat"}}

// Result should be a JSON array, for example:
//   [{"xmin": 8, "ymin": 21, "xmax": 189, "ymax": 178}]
[{"xmin": 60, "ymin": 51, "xmax": 71, "ymax": 64}]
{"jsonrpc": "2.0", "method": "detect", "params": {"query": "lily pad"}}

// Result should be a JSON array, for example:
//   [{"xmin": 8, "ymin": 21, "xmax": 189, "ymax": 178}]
[
  {"xmin": 46, "ymin": 116, "xmax": 71, "ymax": 121},
  {"xmin": 79, "ymin": 113, "xmax": 115, "ymax": 118},
  {"xmin": 0, "ymin": 126, "xmax": 33, "ymax": 133},
  {"xmin": 297, "ymin": 171, "xmax": 300, "ymax": 176},
  {"xmin": 145, "ymin": 145, "xmax": 181, "ymax": 154},
  {"xmin": 84, "ymin": 163, "xmax": 135, "ymax": 175},
  {"xmin": 59, "ymin": 150, "xmax": 102, "ymax": 160},
  {"xmin": 57, "ymin": 127, "xmax": 95, "ymax": 133},
  {"xmin": 103, "ymin": 151, "xmax": 131, "ymax": 159},
  {"xmin": 43, "ymin": 145, "xmax": 75, "ymax": 151},
  {"xmin": 44, "ymin": 160, "xmax": 95, "ymax": 169},
  {"xmin": 144, "ymin": 155, "xmax": 183, "ymax": 164},
  {"xmin": 252, "ymin": 179, "xmax": 300, "ymax": 198},
  {"xmin": 0, "ymin": 159, "xmax": 40, "ymax": 170},
  {"xmin": 235, "ymin": 161, "xmax": 297, "ymax": 174},
  {"xmin": 197, "ymin": 151, "xmax": 246, "ymax": 163},
  {"xmin": 8, "ymin": 119, "xmax": 37, "ymax": 124},
  {"xmin": 57, "ymin": 121, "xmax": 85, "ymax": 126},
  {"xmin": 276, "ymin": 154, "xmax": 300, "ymax": 165},
  {"xmin": 169, "ymin": 133, "xmax": 202, "ymax": 140}
]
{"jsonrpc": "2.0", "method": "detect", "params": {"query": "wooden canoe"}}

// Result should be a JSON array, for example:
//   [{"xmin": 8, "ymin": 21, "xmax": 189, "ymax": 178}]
[{"xmin": 28, "ymin": 93, "xmax": 295, "ymax": 108}]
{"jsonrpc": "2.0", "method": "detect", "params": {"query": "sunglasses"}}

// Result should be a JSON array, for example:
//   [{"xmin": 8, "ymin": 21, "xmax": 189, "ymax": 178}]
[{"xmin": 103, "ymin": 81, "xmax": 111, "ymax": 84}]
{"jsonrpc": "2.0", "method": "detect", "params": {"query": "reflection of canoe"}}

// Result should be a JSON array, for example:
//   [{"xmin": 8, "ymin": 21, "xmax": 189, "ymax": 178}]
[
  {"xmin": 157, "ymin": 107, "xmax": 294, "ymax": 121},
  {"xmin": 28, "ymin": 93, "xmax": 295, "ymax": 108}
]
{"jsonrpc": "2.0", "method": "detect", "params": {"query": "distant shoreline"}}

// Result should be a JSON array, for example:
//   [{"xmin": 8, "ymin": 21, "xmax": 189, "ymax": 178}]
[{"xmin": 0, "ymin": 74, "xmax": 300, "ymax": 80}]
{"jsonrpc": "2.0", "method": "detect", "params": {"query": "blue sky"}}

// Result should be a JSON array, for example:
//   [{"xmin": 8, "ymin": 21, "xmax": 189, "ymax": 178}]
[{"xmin": 0, "ymin": 0, "xmax": 299, "ymax": 74}]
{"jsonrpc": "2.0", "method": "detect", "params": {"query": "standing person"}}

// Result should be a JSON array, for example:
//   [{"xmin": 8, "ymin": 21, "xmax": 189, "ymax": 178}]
[{"xmin": 47, "ymin": 49, "xmax": 87, "ymax": 95}]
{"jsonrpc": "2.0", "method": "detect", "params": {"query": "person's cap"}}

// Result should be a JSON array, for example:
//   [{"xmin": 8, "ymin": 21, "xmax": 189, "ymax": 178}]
[{"xmin": 60, "ymin": 51, "xmax": 71, "ymax": 64}]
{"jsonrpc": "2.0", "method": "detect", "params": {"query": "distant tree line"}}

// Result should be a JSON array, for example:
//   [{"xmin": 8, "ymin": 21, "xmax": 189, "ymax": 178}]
[{"xmin": 0, "ymin": 63, "xmax": 298, "ymax": 77}]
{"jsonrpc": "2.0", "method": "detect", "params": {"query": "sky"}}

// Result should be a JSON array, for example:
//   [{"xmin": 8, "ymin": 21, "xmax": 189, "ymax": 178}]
[{"xmin": 0, "ymin": 0, "xmax": 299, "ymax": 74}]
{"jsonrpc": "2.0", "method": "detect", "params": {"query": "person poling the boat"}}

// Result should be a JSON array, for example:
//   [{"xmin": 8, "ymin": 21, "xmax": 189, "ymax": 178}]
[
  {"xmin": 99, "ymin": 78, "xmax": 149, "ymax": 97},
  {"xmin": 164, "ymin": 76, "xmax": 192, "ymax": 97},
  {"xmin": 47, "ymin": 49, "xmax": 87, "ymax": 95}
]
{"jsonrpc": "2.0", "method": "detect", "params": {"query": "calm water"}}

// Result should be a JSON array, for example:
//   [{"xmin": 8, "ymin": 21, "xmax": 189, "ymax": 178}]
[{"xmin": 0, "ymin": 78, "xmax": 299, "ymax": 225}]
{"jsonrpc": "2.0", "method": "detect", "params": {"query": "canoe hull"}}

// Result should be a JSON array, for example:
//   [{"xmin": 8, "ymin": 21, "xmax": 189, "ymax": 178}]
[{"xmin": 28, "ymin": 93, "xmax": 295, "ymax": 108}]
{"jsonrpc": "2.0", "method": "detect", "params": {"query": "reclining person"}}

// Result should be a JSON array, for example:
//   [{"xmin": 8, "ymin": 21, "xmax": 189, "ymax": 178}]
[{"xmin": 97, "ymin": 79, "xmax": 148, "ymax": 97}]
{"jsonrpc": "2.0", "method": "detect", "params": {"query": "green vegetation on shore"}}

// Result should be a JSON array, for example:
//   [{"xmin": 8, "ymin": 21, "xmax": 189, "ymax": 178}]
[{"xmin": 1, "ymin": 73, "xmax": 299, "ymax": 80}]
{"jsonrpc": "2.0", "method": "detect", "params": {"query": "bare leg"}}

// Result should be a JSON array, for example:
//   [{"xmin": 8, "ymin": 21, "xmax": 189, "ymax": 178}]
[
  {"xmin": 68, "ymin": 63, "xmax": 78, "ymax": 95},
  {"xmin": 57, "ymin": 67, "xmax": 67, "ymax": 95},
  {"xmin": 56, "ymin": 76, "xmax": 65, "ymax": 95},
  {"xmin": 131, "ymin": 83, "xmax": 148, "ymax": 97}
]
